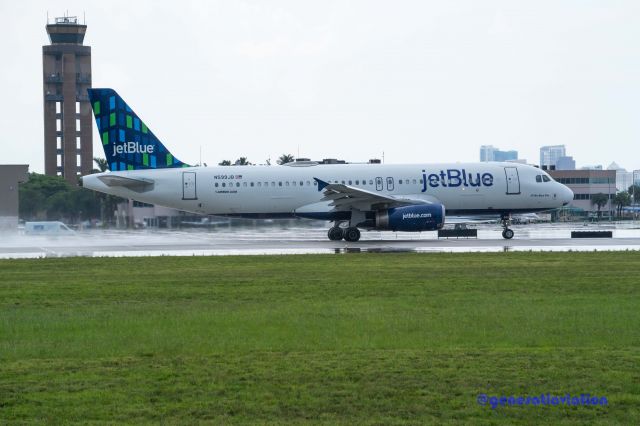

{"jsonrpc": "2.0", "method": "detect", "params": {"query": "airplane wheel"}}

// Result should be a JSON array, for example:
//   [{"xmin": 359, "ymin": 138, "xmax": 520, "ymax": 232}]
[
  {"xmin": 502, "ymin": 228, "xmax": 514, "ymax": 239},
  {"xmin": 327, "ymin": 227, "xmax": 344, "ymax": 241},
  {"xmin": 343, "ymin": 227, "xmax": 361, "ymax": 242}
]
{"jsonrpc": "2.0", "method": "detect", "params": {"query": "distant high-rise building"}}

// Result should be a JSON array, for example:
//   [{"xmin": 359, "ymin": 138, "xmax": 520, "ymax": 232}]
[
  {"xmin": 42, "ymin": 15, "xmax": 93, "ymax": 184},
  {"xmin": 556, "ymin": 156, "xmax": 576, "ymax": 170},
  {"xmin": 480, "ymin": 145, "xmax": 518, "ymax": 162},
  {"xmin": 607, "ymin": 162, "xmax": 635, "ymax": 192},
  {"xmin": 539, "ymin": 145, "xmax": 566, "ymax": 168}
]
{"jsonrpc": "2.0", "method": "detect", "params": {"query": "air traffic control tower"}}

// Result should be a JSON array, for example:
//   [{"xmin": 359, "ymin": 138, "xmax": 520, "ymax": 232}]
[{"xmin": 42, "ymin": 16, "xmax": 93, "ymax": 184}]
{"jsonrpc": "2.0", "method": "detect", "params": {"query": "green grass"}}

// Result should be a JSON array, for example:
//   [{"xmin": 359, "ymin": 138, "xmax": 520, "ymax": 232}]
[{"xmin": 1, "ymin": 252, "xmax": 639, "ymax": 424}]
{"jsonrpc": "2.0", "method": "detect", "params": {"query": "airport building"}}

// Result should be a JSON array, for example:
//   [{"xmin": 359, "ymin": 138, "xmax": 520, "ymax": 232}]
[
  {"xmin": 42, "ymin": 16, "xmax": 93, "ymax": 184},
  {"xmin": 549, "ymin": 169, "xmax": 616, "ymax": 216},
  {"xmin": 0, "ymin": 165, "xmax": 29, "ymax": 229}
]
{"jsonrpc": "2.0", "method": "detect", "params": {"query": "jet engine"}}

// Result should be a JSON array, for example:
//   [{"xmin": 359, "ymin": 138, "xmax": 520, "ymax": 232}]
[{"xmin": 375, "ymin": 204, "xmax": 445, "ymax": 232}]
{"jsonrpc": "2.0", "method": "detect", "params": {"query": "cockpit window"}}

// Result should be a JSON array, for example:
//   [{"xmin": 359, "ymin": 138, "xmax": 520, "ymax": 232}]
[
  {"xmin": 536, "ymin": 175, "xmax": 542, "ymax": 183},
  {"xmin": 542, "ymin": 175, "xmax": 551, "ymax": 182}
]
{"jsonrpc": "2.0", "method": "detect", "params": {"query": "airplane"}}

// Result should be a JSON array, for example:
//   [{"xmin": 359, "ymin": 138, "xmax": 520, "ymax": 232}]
[{"xmin": 82, "ymin": 88, "xmax": 574, "ymax": 241}]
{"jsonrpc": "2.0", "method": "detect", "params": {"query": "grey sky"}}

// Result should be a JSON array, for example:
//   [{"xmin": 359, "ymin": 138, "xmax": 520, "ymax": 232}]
[{"xmin": 1, "ymin": 0, "xmax": 639, "ymax": 172}]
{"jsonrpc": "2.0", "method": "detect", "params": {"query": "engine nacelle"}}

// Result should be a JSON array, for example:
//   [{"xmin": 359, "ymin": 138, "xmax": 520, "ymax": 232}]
[{"xmin": 375, "ymin": 204, "xmax": 445, "ymax": 232}]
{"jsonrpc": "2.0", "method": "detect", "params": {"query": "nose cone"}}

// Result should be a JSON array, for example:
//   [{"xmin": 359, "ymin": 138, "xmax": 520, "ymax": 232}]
[{"xmin": 561, "ymin": 184, "xmax": 573, "ymax": 206}]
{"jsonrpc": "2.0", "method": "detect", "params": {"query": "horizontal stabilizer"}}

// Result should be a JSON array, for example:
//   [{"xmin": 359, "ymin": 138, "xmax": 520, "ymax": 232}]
[{"xmin": 97, "ymin": 175, "xmax": 155, "ymax": 193}]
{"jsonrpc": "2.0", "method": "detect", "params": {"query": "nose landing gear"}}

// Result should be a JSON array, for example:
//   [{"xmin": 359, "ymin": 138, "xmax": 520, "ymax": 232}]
[{"xmin": 501, "ymin": 214, "xmax": 514, "ymax": 239}]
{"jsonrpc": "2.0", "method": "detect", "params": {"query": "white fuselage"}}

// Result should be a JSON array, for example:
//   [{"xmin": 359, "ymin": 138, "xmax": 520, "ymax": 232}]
[{"xmin": 82, "ymin": 162, "xmax": 574, "ymax": 219}]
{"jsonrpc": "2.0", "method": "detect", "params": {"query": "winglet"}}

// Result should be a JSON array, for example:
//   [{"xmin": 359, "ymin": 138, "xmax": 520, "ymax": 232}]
[{"xmin": 314, "ymin": 177, "xmax": 330, "ymax": 192}]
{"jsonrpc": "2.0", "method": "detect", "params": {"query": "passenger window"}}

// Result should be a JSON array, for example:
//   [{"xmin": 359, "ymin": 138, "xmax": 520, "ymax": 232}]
[
  {"xmin": 250, "ymin": 182, "xmax": 254, "ymax": 187},
  {"xmin": 369, "ymin": 180, "xmax": 373, "ymax": 185},
  {"xmin": 222, "ymin": 183, "xmax": 226, "ymax": 187},
  {"xmin": 399, "ymin": 179, "xmax": 403, "ymax": 184},
  {"xmin": 236, "ymin": 182, "xmax": 240, "ymax": 187},
  {"xmin": 306, "ymin": 181, "xmax": 310, "ymax": 186},
  {"xmin": 215, "ymin": 183, "xmax": 219, "ymax": 187},
  {"xmin": 271, "ymin": 182, "xmax": 275, "ymax": 187},
  {"xmin": 300, "ymin": 181, "xmax": 303, "ymax": 186},
  {"xmin": 413, "ymin": 179, "xmax": 417, "ymax": 184}
]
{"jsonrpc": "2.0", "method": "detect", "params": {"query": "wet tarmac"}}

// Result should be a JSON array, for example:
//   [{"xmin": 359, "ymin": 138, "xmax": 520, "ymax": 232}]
[{"xmin": 1, "ymin": 222, "xmax": 640, "ymax": 259}]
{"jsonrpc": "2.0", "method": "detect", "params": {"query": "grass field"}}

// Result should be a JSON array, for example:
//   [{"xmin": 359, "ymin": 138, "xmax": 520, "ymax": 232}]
[{"xmin": 1, "ymin": 252, "xmax": 639, "ymax": 424}]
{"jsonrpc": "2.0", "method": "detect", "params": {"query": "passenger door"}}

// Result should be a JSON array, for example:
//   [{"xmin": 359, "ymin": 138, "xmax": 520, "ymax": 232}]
[
  {"xmin": 182, "ymin": 172, "xmax": 197, "ymax": 200},
  {"xmin": 504, "ymin": 167, "xmax": 520, "ymax": 195}
]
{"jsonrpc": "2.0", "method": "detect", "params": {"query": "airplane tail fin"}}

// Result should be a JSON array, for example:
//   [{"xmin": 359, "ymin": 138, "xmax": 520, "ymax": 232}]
[{"xmin": 87, "ymin": 88, "xmax": 189, "ymax": 171}]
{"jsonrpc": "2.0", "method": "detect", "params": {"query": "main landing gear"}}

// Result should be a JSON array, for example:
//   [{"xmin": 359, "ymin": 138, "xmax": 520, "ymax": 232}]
[
  {"xmin": 501, "ymin": 214, "xmax": 514, "ymax": 240},
  {"xmin": 327, "ymin": 223, "xmax": 361, "ymax": 242}
]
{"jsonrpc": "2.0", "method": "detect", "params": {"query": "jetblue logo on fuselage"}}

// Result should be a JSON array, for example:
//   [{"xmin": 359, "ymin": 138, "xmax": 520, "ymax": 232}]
[
  {"xmin": 112, "ymin": 142, "xmax": 155, "ymax": 155},
  {"xmin": 421, "ymin": 169, "xmax": 493, "ymax": 192}
]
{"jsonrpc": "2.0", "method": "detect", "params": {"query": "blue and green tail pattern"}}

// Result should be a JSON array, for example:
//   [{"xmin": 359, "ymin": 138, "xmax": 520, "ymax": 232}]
[{"xmin": 87, "ymin": 88, "xmax": 189, "ymax": 171}]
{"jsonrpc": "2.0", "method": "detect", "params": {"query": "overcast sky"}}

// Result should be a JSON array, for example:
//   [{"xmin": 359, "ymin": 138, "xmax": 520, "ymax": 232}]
[{"xmin": 1, "ymin": 0, "xmax": 639, "ymax": 172}]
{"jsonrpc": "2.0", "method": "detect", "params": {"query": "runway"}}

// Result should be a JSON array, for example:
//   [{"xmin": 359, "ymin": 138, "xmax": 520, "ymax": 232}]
[{"xmin": 1, "ymin": 223, "xmax": 640, "ymax": 258}]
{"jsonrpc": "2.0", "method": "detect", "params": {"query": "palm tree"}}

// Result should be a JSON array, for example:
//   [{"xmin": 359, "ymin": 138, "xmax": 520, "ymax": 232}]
[
  {"xmin": 218, "ymin": 160, "xmax": 231, "ymax": 166},
  {"xmin": 277, "ymin": 154, "xmax": 295, "ymax": 165},
  {"xmin": 590, "ymin": 193, "xmax": 609, "ymax": 218},
  {"xmin": 613, "ymin": 191, "xmax": 631, "ymax": 217},
  {"xmin": 234, "ymin": 157, "xmax": 251, "ymax": 166},
  {"xmin": 93, "ymin": 157, "xmax": 109, "ymax": 173},
  {"xmin": 628, "ymin": 184, "xmax": 640, "ymax": 204}
]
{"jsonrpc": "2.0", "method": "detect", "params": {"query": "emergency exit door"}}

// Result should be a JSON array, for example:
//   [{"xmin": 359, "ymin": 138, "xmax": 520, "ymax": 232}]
[
  {"xmin": 375, "ymin": 177, "xmax": 383, "ymax": 191},
  {"xmin": 386, "ymin": 177, "xmax": 395, "ymax": 191}
]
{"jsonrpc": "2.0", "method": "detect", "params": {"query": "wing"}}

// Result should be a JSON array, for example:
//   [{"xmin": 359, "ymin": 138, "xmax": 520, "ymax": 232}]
[{"xmin": 314, "ymin": 178, "xmax": 440, "ymax": 211}]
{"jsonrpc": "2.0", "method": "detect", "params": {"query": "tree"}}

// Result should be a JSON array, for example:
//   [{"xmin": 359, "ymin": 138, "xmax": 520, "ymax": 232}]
[
  {"xmin": 590, "ymin": 193, "xmax": 609, "ymax": 218},
  {"xmin": 93, "ymin": 157, "xmax": 109, "ymax": 173},
  {"xmin": 19, "ymin": 173, "xmax": 99, "ymax": 222},
  {"xmin": 613, "ymin": 191, "xmax": 631, "ymax": 217},
  {"xmin": 218, "ymin": 160, "xmax": 231, "ymax": 166},
  {"xmin": 234, "ymin": 157, "xmax": 251, "ymax": 166},
  {"xmin": 628, "ymin": 184, "xmax": 640, "ymax": 204},
  {"xmin": 19, "ymin": 173, "xmax": 123, "ymax": 224},
  {"xmin": 277, "ymin": 154, "xmax": 295, "ymax": 165}
]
